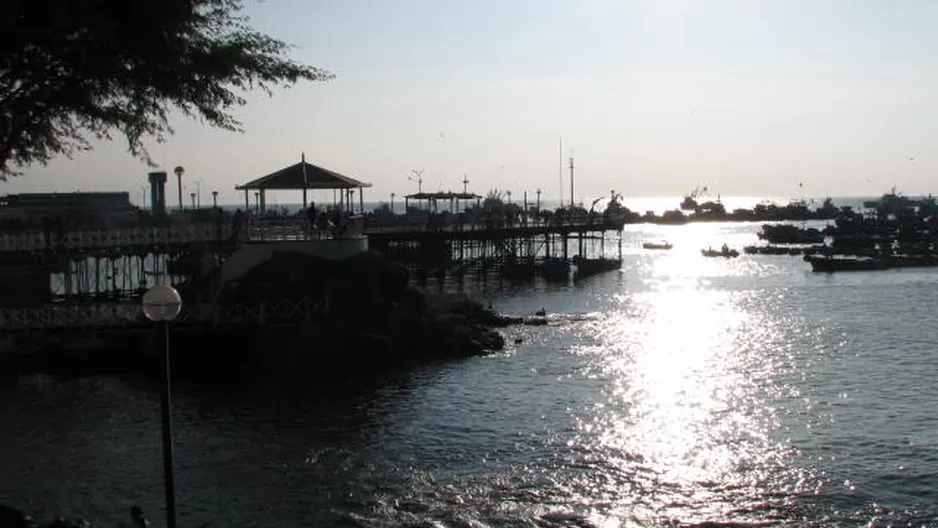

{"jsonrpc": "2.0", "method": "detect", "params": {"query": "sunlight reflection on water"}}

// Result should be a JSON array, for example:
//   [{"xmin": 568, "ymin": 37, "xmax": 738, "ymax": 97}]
[{"xmin": 563, "ymin": 247, "xmax": 823, "ymax": 524}]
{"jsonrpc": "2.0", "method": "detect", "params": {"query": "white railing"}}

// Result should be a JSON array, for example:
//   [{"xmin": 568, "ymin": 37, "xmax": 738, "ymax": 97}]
[
  {"xmin": 0, "ymin": 217, "xmax": 365, "ymax": 253},
  {"xmin": 0, "ymin": 297, "xmax": 332, "ymax": 330}
]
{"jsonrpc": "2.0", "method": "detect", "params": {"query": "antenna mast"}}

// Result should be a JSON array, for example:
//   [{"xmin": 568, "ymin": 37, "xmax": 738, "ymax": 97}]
[
  {"xmin": 569, "ymin": 156, "xmax": 575, "ymax": 208},
  {"xmin": 558, "ymin": 137, "xmax": 563, "ymax": 208}
]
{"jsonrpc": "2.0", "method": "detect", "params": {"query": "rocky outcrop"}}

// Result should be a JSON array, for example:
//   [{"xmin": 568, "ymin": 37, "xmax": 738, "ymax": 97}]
[
  {"xmin": 181, "ymin": 250, "xmax": 506, "ymax": 379},
  {"xmin": 5, "ymin": 251, "xmax": 505, "ymax": 384},
  {"xmin": 0, "ymin": 503, "xmax": 151, "ymax": 528}
]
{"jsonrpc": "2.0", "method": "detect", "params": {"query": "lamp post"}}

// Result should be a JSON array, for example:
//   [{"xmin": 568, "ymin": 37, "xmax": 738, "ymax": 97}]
[
  {"xmin": 173, "ymin": 166, "xmax": 185, "ymax": 211},
  {"xmin": 212, "ymin": 191, "xmax": 219, "ymax": 208},
  {"xmin": 390, "ymin": 193, "xmax": 395, "ymax": 215},
  {"xmin": 141, "ymin": 284, "xmax": 182, "ymax": 528},
  {"xmin": 190, "ymin": 192, "xmax": 196, "ymax": 209}
]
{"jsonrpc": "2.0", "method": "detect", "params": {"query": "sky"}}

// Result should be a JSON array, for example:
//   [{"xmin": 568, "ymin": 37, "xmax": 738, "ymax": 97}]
[{"xmin": 6, "ymin": 0, "xmax": 938, "ymax": 206}]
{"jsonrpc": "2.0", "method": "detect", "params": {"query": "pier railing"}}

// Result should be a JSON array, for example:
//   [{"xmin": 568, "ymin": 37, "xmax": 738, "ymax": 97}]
[
  {"xmin": 363, "ymin": 210, "xmax": 624, "ymax": 233},
  {"xmin": 0, "ymin": 296, "xmax": 331, "ymax": 330},
  {"xmin": 0, "ymin": 217, "xmax": 365, "ymax": 253},
  {"xmin": 0, "ymin": 211, "xmax": 618, "ymax": 253}
]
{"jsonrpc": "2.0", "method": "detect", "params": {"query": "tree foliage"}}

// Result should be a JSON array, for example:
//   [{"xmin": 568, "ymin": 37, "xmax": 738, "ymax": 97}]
[{"xmin": 0, "ymin": 0, "xmax": 333, "ymax": 179}]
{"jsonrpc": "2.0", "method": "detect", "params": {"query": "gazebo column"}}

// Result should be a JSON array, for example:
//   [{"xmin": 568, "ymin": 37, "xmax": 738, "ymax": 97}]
[
  {"xmin": 259, "ymin": 190, "xmax": 267, "ymax": 214},
  {"xmin": 302, "ymin": 187, "xmax": 308, "ymax": 209},
  {"xmin": 359, "ymin": 186, "xmax": 364, "ymax": 215},
  {"xmin": 244, "ymin": 189, "xmax": 250, "ymax": 216}
]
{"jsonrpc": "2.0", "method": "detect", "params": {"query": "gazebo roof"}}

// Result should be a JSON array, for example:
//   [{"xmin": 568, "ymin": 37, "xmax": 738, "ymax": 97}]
[
  {"xmin": 236, "ymin": 160, "xmax": 372, "ymax": 191},
  {"xmin": 405, "ymin": 191, "xmax": 481, "ymax": 200}
]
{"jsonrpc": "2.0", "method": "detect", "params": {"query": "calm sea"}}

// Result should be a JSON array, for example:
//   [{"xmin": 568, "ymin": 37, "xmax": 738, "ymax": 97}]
[{"xmin": 3, "ymin": 219, "xmax": 938, "ymax": 527}]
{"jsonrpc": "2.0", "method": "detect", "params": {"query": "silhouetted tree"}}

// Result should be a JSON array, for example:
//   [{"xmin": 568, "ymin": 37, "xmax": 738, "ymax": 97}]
[{"xmin": 0, "ymin": 0, "xmax": 333, "ymax": 178}]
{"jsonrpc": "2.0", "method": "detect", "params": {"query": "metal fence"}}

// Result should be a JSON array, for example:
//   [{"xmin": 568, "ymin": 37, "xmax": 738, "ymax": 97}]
[
  {"xmin": 0, "ymin": 217, "xmax": 365, "ymax": 253},
  {"xmin": 0, "ymin": 296, "xmax": 331, "ymax": 330}
]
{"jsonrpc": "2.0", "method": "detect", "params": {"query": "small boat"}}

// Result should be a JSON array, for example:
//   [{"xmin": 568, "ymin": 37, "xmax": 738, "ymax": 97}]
[
  {"xmin": 642, "ymin": 241, "xmax": 673, "ymax": 250},
  {"xmin": 701, "ymin": 246, "xmax": 739, "ymax": 258}
]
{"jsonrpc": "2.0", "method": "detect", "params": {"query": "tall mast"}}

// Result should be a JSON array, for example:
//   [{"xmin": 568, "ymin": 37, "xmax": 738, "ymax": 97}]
[
  {"xmin": 558, "ymin": 137, "xmax": 563, "ymax": 208},
  {"xmin": 569, "ymin": 156, "xmax": 575, "ymax": 208}
]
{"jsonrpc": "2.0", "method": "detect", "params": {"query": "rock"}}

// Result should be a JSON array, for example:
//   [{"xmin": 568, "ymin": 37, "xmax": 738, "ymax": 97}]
[
  {"xmin": 0, "ymin": 505, "xmax": 35, "ymax": 528},
  {"xmin": 15, "ymin": 251, "xmax": 506, "ymax": 383}
]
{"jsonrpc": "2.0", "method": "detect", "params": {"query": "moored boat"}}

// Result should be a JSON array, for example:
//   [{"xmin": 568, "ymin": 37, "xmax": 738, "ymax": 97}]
[
  {"xmin": 701, "ymin": 246, "xmax": 739, "ymax": 258},
  {"xmin": 803, "ymin": 255, "xmax": 889, "ymax": 272},
  {"xmin": 642, "ymin": 241, "xmax": 673, "ymax": 250}
]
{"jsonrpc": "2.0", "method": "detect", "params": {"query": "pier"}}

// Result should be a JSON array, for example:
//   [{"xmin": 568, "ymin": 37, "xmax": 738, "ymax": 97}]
[
  {"xmin": 0, "ymin": 214, "xmax": 621, "ymax": 331},
  {"xmin": 0, "ymin": 158, "xmax": 624, "ymax": 332}
]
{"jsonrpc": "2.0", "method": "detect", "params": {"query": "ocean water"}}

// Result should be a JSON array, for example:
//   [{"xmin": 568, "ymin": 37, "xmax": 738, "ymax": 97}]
[{"xmin": 3, "ymin": 220, "xmax": 938, "ymax": 527}]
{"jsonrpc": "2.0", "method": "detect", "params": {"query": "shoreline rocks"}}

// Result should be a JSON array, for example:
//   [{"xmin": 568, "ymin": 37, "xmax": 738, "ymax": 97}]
[{"xmin": 3, "ymin": 251, "xmax": 507, "ymax": 385}]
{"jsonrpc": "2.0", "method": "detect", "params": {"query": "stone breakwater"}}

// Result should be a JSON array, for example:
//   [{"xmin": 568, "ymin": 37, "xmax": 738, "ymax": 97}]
[{"xmin": 3, "ymin": 251, "xmax": 507, "ymax": 384}]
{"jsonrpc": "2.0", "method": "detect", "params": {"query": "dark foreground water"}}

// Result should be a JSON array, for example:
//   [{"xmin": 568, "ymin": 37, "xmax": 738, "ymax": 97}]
[{"xmin": 3, "ymin": 221, "xmax": 938, "ymax": 527}]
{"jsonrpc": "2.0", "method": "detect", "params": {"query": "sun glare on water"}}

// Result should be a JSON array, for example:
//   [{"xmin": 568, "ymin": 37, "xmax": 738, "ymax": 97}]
[{"xmin": 576, "ymin": 242, "xmax": 798, "ymax": 523}]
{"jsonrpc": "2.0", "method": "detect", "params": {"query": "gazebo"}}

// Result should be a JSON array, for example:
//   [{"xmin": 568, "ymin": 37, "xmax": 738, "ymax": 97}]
[
  {"xmin": 404, "ymin": 191, "xmax": 481, "ymax": 213},
  {"xmin": 235, "ymin": 155, "xmax": 372, "ymax": 215}
]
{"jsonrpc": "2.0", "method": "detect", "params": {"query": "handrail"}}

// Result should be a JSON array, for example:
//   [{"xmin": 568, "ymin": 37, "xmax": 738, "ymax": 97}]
[
  {"xmin": 0, "ymin": 218, "xmax": 365, "ymax": 253},
  {"xmin": 0, "ymin": 296, "xmax": 332, "ymax": 330}
]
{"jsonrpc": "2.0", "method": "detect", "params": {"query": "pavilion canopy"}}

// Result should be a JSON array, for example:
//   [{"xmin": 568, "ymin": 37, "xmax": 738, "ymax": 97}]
[{"xmin": 236, "ymin": 160, "xmax": 372, "ymax": 191}]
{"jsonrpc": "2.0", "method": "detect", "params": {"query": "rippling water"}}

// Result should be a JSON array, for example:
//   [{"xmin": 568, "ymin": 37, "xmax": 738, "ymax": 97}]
[{"xmin": 3, "ymin": 221, "xmax": 938, "ymax": 527}]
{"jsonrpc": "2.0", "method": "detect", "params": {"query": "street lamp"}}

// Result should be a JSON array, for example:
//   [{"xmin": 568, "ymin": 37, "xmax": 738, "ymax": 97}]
[
  {"xmin": 141, "ymin": 284, "xmax": 182, "ymax": 528},
  {"xmin": 190, "ymin": 192, "xmax": 196, "ymax": 209},
  {"xmin": 173, "ymin": 166, "xmax": 185, "ymax": 211},
  {"xmin": 212, "ymin": 191, "xmax": 219, "ymax": 208}
]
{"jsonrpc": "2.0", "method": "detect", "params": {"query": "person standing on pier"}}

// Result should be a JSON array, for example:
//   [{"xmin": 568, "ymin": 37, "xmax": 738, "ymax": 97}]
[{"xmin": 305, "ymin": 202, "xmax": 317, "ymax": 238}]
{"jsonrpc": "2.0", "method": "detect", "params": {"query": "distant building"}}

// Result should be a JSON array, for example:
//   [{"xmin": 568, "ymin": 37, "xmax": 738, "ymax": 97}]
[{"xmin": 0, "ymin": 192, "xmax": 141, "ymax": 229}]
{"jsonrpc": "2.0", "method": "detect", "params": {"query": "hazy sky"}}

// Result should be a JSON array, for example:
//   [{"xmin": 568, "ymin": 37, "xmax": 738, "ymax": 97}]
[{"xmin": 7, "ymin": 0, "xmax": 938, "ymax": 205}]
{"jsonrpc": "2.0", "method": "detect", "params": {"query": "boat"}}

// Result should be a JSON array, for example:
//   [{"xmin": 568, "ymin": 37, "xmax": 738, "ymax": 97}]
[
  {"xmin": 701, "ymin": 246, "xmax": 739, "ymax": 258},
  {"xmin": 758, "ymin": 224, "xmax": 824, "ymax": 244},
  {"xmin": 804, "ymin": 255, "xmax": 889, "ymax": 272},
  {"xmin": 642, "ymin": 241, "xmax": 673, "ymax": 250},
  {"xmin": 744, "ymin": 244, "xmax": 822, "ymax": 256}
]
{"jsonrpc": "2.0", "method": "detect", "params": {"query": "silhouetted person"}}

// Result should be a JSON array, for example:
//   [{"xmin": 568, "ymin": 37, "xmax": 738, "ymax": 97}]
[
  {"xmin": 316, "ymin": 211, "xmax": 329, "ymax": 237},
  {"xmin": 305, "ymin": 202, "xmax": 317, "ymax": 238}
]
